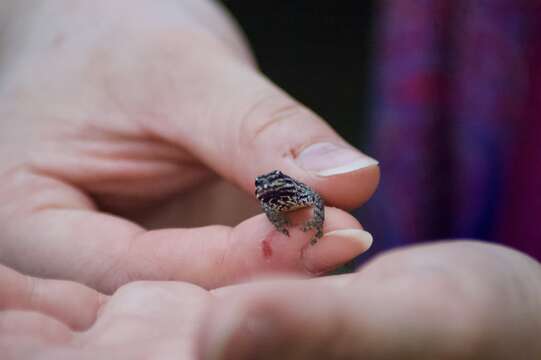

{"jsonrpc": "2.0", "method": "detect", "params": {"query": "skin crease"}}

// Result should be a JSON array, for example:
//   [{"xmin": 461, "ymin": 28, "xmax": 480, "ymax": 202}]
[
  {"xmin": 0, "ymin": 0, "xmax": 380, "ymax": 293},
  {"xmin": 0, "ymin": 242, "xmax": 540, "ymax": 359},
  {"xmin": 0, "ymin": 1, "xmax": 539, "ymax": 359}
]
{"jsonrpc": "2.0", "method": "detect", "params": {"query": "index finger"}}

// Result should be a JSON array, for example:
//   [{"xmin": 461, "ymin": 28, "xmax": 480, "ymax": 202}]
[{"xmin": 1, "ymin": 171, "xmax": 372, "ymax": 293}]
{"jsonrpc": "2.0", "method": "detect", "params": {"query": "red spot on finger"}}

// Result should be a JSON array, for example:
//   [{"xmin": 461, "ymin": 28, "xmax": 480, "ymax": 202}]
[{"xmin": 261, "ymin": 239, "xmax": 273, "ymax": 259}]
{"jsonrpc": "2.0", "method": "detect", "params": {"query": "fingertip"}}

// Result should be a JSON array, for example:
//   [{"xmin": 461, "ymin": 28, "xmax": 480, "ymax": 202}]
[
  {"xmin": 313, "ymin": 162, "xmax": 380, "ymax": 209},
  {"xmin": 0, "ymin": 311, "xmax": 73, "ymax": 344},
  {"xmin": 0, "ymin": 265, "xmax": 103, "ymax": 331},
  {"xmin": 294, "ymin": 142, "xmax": 378, "ymax": 176},
  {"xmin": 254, "ymin": 143, "xmax": 380, "ymax": 210},
  {"xmin": 228, "ymin": 207, "xmax": 369, "ymax": 278},
  {"xmin": 302, "ymin": 228, "xmax": 373, "ymax": 274},
  {"xmin": 33, "ymin": 278, "xmax": 105, "ymax": 331},
  {"xmin": 285, "ymin": 141, "xmax": 380, "ymax": 209}
]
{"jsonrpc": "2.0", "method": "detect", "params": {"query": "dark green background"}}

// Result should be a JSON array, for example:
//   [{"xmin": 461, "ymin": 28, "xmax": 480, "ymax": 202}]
[{"xmin": 219, "ymin": 1, "xmax": 375, "ymax": 146}]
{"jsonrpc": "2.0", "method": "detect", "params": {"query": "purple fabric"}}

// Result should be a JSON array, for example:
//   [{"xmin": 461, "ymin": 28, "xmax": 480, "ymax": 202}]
[{"xmin": 362, "ymin": 0, "xmax": 541, "ymax": 260}]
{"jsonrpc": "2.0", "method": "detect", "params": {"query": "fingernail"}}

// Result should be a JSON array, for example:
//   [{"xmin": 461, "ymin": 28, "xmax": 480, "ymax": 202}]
[
  {"xmin": 302, "ymin": 229, "xmax": 373, "ymax": 273},
  {"xmin": 296, "ymin": 142, "xmax": 379, "ymax": 176}
]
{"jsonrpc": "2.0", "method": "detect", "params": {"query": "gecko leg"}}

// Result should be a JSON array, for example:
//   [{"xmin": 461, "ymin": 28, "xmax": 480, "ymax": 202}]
[
  {"xmin": 264, "ymin": 205, "xmax": 290, "ymax": 236},
  {"xmin": 301, "ymin": 196, "xmax": 325, "ymax": 244}
]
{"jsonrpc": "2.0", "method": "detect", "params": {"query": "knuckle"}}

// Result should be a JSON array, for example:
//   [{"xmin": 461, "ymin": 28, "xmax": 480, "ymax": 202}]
[{"xmin": 238, "ymin": 92, "xmax": 312, "ymax": 150}]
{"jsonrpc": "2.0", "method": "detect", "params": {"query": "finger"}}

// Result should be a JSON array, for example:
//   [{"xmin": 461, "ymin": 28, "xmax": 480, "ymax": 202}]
[
  {"xmin": 210, "ymin": 273, "xmax": 353, "ymax": 298},
  {"xmin": 146, "ymin": 38, "xmax": 379, "ymax": 209},
  {"xmin": 137, "ymin": 207, "xmax": 371, "ymax": 286},
  {"xmin": 199, "ymin": 243, "xmax": 541, "ymax": 360},
  {"xmin": 0, "ymin": 264, "xmax": 105, "ymax": 331},
  {"xmin": 199, "ymin": 268, "xmax": 454, "ymax": 360},
  {"xmin": 1, "ymin": 171, "xmax": 371, "ymax": 294},
  {"xmin": 82, "ymin": 281, "xmax": 209, "ymax": 353},
  {"xmin": 198, "ymin": 280, "xmax": 358, "ymax": 360},
  {"xmin": 200, "ymin": 278, "xmax": 456, "ymax": 360},
  {"xmin": 5, "ymin": 203, "xmax": 371, "ymax": 293},
  {"xmin": 0, "ymin": 310, "xmax": 73, "ymax": 344}
]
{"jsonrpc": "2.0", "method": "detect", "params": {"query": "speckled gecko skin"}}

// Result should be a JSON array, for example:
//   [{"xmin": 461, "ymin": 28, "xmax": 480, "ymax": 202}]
[{"xmin": 255, "ymin": 170, "xmax": 324, "ymax": 244}]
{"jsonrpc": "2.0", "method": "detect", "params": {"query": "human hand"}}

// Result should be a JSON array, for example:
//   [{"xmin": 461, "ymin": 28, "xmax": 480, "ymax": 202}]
[
  {"xmin": 0, "ymin": 0, "xmax": 379, "ymax": 293},
  {"xmin": 0, "ymin": 262, "xmax": 209, "ymax": 359},
  {"xmin": 199, "ymin": 241, "xmax": 541, "ymax": 359},
  {"xmin": 3, "ymin": 242, "xmax": 539, "ymax": 359}
]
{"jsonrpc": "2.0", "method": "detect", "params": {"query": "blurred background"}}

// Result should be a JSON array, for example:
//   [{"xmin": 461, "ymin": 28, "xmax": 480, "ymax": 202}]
[
  {"xmin": 220, "ymin": 0, "xmax": 375, "ymax": 146},
  {"xmin": 219, "ymin": 1, "xmax": 541, "ymax": 263}
]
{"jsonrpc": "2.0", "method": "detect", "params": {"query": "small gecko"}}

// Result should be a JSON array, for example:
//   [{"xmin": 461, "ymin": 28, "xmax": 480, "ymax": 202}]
[{"xmin": 255, "ymin": 170, "xmax": 324, "ymax": 244}]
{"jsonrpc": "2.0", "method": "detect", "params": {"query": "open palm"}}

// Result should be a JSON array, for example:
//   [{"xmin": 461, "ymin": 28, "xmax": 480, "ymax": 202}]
[{"xmin": 2, "ymin": 242, "xmax": 540, "ymax": 359}]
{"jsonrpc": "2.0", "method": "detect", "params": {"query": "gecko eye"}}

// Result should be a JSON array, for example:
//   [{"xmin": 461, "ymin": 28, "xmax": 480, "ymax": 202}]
[{"xmin": 255, "ymin": 177, "xmax": 269, "ymax": 190}]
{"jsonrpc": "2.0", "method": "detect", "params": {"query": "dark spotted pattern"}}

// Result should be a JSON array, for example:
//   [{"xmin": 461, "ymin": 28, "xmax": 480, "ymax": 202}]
[{"xmin": 255, "ymin": 170, "xmax": 324, "ymax": 244}]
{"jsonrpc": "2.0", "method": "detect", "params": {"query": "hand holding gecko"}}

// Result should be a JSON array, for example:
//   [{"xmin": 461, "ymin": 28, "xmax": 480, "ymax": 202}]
[{"xmin": 0, "ymin": 0, "xmax": 379, "ymax": 293}]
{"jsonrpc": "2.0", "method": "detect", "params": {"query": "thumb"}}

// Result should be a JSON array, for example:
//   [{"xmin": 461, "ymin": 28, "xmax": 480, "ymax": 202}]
[{"xmin": 155, "ymin": 48, "xmax": 379, "ymax": 209}]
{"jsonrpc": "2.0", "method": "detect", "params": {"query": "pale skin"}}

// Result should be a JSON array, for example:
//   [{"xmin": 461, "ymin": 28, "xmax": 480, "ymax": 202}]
[
  {"xmin": 0, "ymin": 1, "xmax": 540, "ymax": 359},
  {"xmin": 0, "ymin": 0, "xmax": 379, "ymax": 293},
  {"xmin": 1, "ymin": 242, "xmax": 540, "ymax": 359}
]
